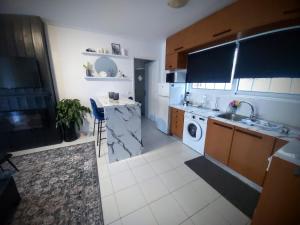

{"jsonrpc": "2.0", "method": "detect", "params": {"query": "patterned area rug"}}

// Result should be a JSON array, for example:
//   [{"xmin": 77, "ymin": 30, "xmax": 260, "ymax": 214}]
[{"xmin": 4, "ymin": 142, "xmax": 103, "ymax": 225}]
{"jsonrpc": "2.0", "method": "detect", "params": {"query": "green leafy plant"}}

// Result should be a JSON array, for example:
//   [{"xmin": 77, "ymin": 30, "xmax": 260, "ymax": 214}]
[
  {"xmin": 83, "ymin": 62, "xmax": 94, "ymax": 76},
  {"xmin": 56, "ymin": 99, "xmax": 91, "ymax": 129},
  {"xmin": 83, "ymin": 62, "xmax": 93, "ymax": 71}
]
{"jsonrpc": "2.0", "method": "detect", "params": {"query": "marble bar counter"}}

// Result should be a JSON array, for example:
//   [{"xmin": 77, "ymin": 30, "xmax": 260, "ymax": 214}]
[{"xmin": 98, "ymin": 97, "xmax": 142, "ymax": 163}]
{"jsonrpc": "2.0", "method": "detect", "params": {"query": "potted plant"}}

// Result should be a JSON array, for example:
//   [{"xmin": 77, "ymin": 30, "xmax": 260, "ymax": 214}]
[
  {"xmin": 229, "ymin": 100, "xmax": 240, "ymax": 114},
  {"xmin": 83, "ymin": 62, "xmax": 93, "ymax": 77},
  {"xmin": 56, "ymin": 99, "xmax": 91, "ymax": 142}
]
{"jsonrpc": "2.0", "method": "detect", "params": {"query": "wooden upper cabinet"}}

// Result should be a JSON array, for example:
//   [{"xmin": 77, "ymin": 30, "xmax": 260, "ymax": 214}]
[
  {"xmin": 170, "ymin": 107, "xmax": 184, "ymax": 139},
  {"xmin": 251, "ymin": 157, "xmax": 300, "ymax": 225},
  {"xmin": 228, "ymin": 127, "xmax": 276, "ymax": 185},
  {"xmin": 204, "ymin": 118, "xmax": 234, "ymax": 165},
  {"xmin": 231, "ymin": 0, "xmax": 300, "ymax": 36},
  {"xmin": 165, "ymin": 52, "xmax": 186, "ymax": 70},
  {"xmin": 165, "ymin": 0, "xmax": 300, "ymax": 70},
  {"xmin": 166, "ymin": 31, "xmax": 186, "ymax": 55},
  {"xmin": 165, "ymin": 53, "xmax": 177, "ymax": 70}
]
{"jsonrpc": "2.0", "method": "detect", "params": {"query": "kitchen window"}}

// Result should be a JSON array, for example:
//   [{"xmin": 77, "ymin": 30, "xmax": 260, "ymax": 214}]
[
  {"xmin": 238, "ymin": 78, "xmax": 300, "ymax": 94},
  {"xmin": 192, "ymin": 81, "xmax": 233, "ymax": 90}
]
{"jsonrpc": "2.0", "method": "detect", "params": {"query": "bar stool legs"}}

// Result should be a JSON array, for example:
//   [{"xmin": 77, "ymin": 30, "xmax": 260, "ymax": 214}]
[
  {"xmin": 92, "ymin": 117, "xmax": 106, "ymax": 157},
  {"xmin": 93, "ymin": 118, "xmax": 96, "ymax": 136},
  {"xmin": 97, "ymin": 121, "xmax": 100, "ymax": 146},
  {"xmin": 98, "ymin": 120, "xmax": 106, "ymax": 157}
]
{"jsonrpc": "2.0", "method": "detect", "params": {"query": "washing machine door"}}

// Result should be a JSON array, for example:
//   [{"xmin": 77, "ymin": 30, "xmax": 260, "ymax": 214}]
[{"xmin": 186, "ymin": 120, "xmax": 202, "ymax": 141}]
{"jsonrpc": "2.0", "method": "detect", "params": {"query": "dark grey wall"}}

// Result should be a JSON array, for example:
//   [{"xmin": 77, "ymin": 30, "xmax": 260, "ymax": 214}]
[{"xmin": 0, "ymin": 14, "xmax": 62, "ymax": 151}]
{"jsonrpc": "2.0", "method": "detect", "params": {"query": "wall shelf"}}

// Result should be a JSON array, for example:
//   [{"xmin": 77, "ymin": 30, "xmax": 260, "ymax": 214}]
[
  {"xmin": 82, "ymin": 51, "xmax": 129, "ymax": 59},
  {"xmin": 84, "ymin": 76, "xmax": 131, "ymax": 81}
]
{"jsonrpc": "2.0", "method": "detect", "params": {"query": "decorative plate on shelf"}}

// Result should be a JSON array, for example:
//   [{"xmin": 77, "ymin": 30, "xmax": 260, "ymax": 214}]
[{"xmin": 94, "ymin": 56, "xmax": 118, "ymax": 77}]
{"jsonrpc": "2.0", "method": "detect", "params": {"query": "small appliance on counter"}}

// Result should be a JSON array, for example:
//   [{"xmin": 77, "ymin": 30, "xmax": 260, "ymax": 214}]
[
  {"xmin": 166, "ymin": 70, "xmax": 186, "ymax": 83},
  {"xmin": 113, "ymin": 92, "xmax": 119, "ymax": 100},
  {"xmin": 108, "ymin": 92, "xmax": 119, "ymax": 100}
]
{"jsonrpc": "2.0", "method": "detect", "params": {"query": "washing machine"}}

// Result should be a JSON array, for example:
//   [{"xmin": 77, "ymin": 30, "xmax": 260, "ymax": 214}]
[{"xmin": 183, "ymin": 111, "xmax": 208, "ymax": 155}]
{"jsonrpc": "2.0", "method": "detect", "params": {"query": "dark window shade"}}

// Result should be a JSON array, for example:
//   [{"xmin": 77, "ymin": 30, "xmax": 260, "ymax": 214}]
[
  {"xmin": 186, "ymin": 43, "xmax": 236, "ymax": 83},
  {"xmin": 235, "ymin": 28, "xmax": 300, "ymax": 79}
]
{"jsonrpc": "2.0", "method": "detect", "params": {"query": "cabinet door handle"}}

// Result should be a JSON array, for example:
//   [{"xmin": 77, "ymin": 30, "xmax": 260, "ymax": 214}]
[
  {"xmin": 213, "ymin": 122, "xmax": 233, "ymax": 130},
  {"xmin": 213, "ymin": 29, "xmax": 232, "ymax": 37},
  {"xmin": 174, "ymin": 46, "xmax": 184, "ymax": 51},
  {"xmin": 283, "ymin": 8, "xmax": 300, "ymax": 15},
  {"xmin": 235, "ymin": 129, "xmax": 262, "ymax": 139}
]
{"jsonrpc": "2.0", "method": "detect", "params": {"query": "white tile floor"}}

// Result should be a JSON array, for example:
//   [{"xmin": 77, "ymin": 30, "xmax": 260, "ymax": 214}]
[
  {"xmin": 11, "ymin": 120, "xmax": 250, "ymax": 225},
  {"xmin": 97, "ymin": 140, "xmax": 251, "ymax": 225}
]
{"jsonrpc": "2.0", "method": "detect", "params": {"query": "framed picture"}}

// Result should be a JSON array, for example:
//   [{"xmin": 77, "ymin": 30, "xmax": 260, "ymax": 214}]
[{"xmin": 111, "ymin": 43, "xmax": 121, "ymax": 55}]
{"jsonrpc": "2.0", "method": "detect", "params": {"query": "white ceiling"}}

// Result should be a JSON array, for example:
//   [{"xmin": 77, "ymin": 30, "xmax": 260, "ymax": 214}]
[{"xmin": 0, "ymin": 0, "xmax": 234, "ymax": 41}]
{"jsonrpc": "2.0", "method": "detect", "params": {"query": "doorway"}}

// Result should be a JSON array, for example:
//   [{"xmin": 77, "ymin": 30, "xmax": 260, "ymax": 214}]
[{"xmin": 134, "ymin": 58, "xmax": 153, "ymax": 117}]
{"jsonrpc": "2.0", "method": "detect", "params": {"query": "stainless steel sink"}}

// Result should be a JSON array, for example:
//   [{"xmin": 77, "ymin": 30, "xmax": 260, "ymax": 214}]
[
  {"xmin": 217, "ymin": 113, "xmax": 283, "ymax": 132},
  {"xmin": 217, "ymin": 113, "xmax": 248, "ymax": 122},
  {"xmin": 240, "ymin": 118, "xmax": 283, "ymax": 131}
]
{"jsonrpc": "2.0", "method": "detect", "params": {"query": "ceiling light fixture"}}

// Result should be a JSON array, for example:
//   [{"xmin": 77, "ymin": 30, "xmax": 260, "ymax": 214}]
[{"xmin": 168, "ymin": 0, "xmax": 190, "ymax": 8}]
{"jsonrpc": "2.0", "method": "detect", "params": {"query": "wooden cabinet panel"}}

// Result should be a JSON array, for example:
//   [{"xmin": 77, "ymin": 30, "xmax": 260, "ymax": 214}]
[
  {"xmin": 170, "ymin": 108, "xmax": 178, "ymax": 135},
  {"xmin": 166, "ymin": 31, "xmax": 185, "ymax": 55},
  {"xmin": 231, "ymin": 0, "xmax": 300, "ymax": 36},
  {"xmin": 176, "ymin": 109, "xmax": 184, "ymax": 138},
  {"xmin": 165, "ymin": 53, "xmax": 177, "ymax": 70},
  {"xmin": 204, "ymin": 118, "xmax": 234, "ymax": 165},
  {"xmin": 170, "ymin": 107, "xmax": 184, "ymax": 139},
  {"xmin": 228, "ymin": 128, "xmax": 275, "ymax": 185},
  {"xmin": 165, "ymin": 52, "xmax": 186, "ymax": 70},
  {"xmin": 252, "ymin": 157, "xmax": 300, "ymax": 225},
  {"xmin": 165, "ymin": 0, "xmax": 300, "ymax": 69},
  {"xmin": 272, "ymin": 138, "xmax": 288, "ymax": 153}
]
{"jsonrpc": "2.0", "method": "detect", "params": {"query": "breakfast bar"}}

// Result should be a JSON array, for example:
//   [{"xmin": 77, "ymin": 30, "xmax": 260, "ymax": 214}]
[{"xmin": 99, "ymin": 97, "xmax": 142, "ymax": 163}]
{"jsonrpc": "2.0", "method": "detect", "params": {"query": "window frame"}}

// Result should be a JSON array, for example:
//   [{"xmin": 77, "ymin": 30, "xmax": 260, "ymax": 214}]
[
  {"xmin": 190, "ymin": 79, "xmax": 300, "ymax": 101},
  {"xmin": 235, "ymin": 78, "xmax": 300, "ymax": 100}
]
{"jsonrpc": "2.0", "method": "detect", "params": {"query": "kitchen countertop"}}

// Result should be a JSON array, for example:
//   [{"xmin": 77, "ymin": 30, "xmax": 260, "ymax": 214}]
[
  {"xmin": 170, "ymin": 104, "xmax": 221, "ymax": 118},
  {"xmin": 170, "ymin": 104, "xmax": 300, "ymax": 166},
  {"xmin": 169, "ymin": 104, "xmax": 195, "ymax": 112},
  {"xmin": 98, "ymin": 96, "xmax": 138, "ymax": 107},
  {"xmin": 274, "ymin": 141, "xmax": 300, "ymax": 166}
]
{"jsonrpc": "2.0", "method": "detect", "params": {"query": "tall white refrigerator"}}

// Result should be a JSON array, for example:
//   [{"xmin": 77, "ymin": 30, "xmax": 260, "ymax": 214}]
[{"xmin": 155, "ymin": 83, "xmax": 185, "ymax": 134}]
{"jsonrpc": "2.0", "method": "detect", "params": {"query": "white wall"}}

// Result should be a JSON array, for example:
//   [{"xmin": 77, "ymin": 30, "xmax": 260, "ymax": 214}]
[
  {"xmin": 188, "ymin": 88, "xmax": 300, "ymax": 128},
  {"xmin": 46, "ymin": 25, "xmax": 163, "ymax": 127}
]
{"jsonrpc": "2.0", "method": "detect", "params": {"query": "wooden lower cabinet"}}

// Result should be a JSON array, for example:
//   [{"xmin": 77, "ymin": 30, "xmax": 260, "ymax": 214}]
[
  {"xmin": 170, "ymin": 107, "xmax": 184, "ymax": 139},
  {"xmin": 252, "ymin": 157, "xmax": 300, "ymax": 225},
  {"xmin": 272, "ymin": 138, "xmax": 288, "ymax": 153},
  {"xmin": 228, "ymin": 128, "xmax": 275, "ymax": 185},
  {"xmin": 204, "ymin": 118, "xmax": 234, "ymax": 165}
]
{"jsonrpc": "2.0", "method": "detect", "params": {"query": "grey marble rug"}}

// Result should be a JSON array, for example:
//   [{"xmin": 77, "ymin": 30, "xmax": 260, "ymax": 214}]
[{"xmin": 4, "ymin": 142, "xmax": 103, "ymax": 225}]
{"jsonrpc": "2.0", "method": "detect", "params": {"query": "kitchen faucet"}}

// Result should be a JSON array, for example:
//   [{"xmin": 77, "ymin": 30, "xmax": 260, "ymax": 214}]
[{"xmin": 239, "ymin": 101, "xmax": 256, "ymax": 121}]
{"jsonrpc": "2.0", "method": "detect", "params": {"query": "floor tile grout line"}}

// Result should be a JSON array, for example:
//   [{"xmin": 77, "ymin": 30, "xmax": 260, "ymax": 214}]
[
  {"xmin": 98, "ymin": 139, "xmax": 202, "ymax": 225},
  {"xmin": 107, "ymin": 162, "xmax": 152, "ymax": 224},
  {"xmin": 178, "ymin": 195, "xmax": 222, "ymax": 225},
  {"xmin": 100, "ymin": 148, "xmax": 201, "ymax": 201},
  {"xmin": 124, "ymin": 162, "xmax": 160, "ymax": 225},
  {"xmin": 103, "ymin": 177, "xmax": 237, "ymax": 225}
]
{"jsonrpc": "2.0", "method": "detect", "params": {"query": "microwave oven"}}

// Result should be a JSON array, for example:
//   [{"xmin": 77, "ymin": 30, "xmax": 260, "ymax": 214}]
[{"xmin": 166, "ymin": 71, "xmax": 186, "ymax": 83}]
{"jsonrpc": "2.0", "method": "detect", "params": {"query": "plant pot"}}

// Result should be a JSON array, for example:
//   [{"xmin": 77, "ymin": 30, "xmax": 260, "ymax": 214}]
[
  {"xmin": 86, "ymin": 69, "xmax": 92, "ymax": 77},
  {"xmin": 63, "ymin": 123, "xmax": 78, "ymax": 142}
]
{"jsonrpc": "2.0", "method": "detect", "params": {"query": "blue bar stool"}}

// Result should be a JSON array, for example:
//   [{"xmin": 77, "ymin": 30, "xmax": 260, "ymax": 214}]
[{"xmin": 90, "ymin": 98, "xmax": 106, "ymax": 157}]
